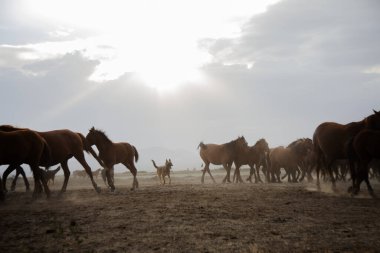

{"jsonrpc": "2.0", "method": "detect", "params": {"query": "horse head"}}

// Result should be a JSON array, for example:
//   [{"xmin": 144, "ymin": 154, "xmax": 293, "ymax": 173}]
[
  {"xmin": 255, "ymin": 138, "xmax": 269, "ymax": 153},
  {"xmin": 365, "ymin": 109, "xmax": 380, "ymax": 130}
]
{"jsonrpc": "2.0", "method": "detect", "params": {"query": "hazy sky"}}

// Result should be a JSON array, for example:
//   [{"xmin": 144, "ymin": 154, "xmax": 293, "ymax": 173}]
[{"xmin": 1, "ymin": 0, "xmax": 380, "ymax": 171}]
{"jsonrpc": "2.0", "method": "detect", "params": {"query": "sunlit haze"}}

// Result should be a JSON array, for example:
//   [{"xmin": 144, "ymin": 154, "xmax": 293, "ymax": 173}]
[
  {"xmin": 18, "ymin": 0, "xmax": 279, "ymax": 91},
  {"xmin": 1, "ymin": 0, "xmax": 379, "ymax": 171}
]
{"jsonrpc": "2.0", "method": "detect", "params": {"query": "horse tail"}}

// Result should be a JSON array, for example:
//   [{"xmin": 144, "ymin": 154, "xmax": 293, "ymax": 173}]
[
  {"xmin": 133, "ymin": 146, "xmax": 139, "ymax": 162},
  {"xmin": 198, "ymin": 142, "xmax": 207, "ymax": 150},
  {"xmin": 77, "ymin": 133, "xmax": 91, "ymax": 153},
  {"xmin": 152, "ymin": 160, "xmax": 159, "ymax": 169}
]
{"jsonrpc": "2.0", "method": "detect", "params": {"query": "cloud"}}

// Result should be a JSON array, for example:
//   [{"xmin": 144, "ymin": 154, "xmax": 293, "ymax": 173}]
[{"xmin": 200, "ymin": 0, "xmax": 380, "ymax": 129}]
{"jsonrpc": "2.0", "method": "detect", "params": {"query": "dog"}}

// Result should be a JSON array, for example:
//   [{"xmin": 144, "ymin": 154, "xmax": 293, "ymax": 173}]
[{"xmin": 152, "ymin": 159, "xmax": 173, "ymax": 185}]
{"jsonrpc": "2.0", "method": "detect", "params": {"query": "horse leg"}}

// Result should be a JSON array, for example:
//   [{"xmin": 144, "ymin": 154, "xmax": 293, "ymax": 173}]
[
  {"xmin": 326, "ymin": 160, "xmax": 337, "ymax": 192},
  {"xmin": 18, "ymin": 166, "xmax": 30, "ymax": 192},
  {"xmin": 75, "ymin": 154, "xmax": 101, "ymax": 193},
  {"xmin": 201, "ymin": 163, "xmax": 208, "ymax": 183},
  {"xmin": 0, "ymin": 177, "xmax": 4, "ymax": 201},
  {"xmin": 31, "ymin": 167, "xmax": 50, "ymax": 199},
  {"xmin": 247, "ymin": 165, "xmax": 253, "ymax": 183},
  {"xmin": 11, "ymin": 167, "xmax": 21, "ymax": 192},
  {"xmin": 59, "ymin": 161, "xmax": 71, "ymax": 195},
  {"xmin": 2, "ymin": 165, "xmax": 17, "ymax": 192},
  {"xmin": 222, "ymin": 164, "xmax": 231, "ymax": 183},
  {"xmin": 206, "ymin": 167, "xmax": 216, "ymax": 183},
  {"xmin": 256, "ymin": 165, "xmax": 263, "ymax": 183},
  {"xmin": 105, "ymin": 166, "xmax": 116, "ymax": 191},
  {"xmin": 123, "ymin": 161, "xmax": 139, "ymax": 190},
  {"xmin": 232, "ymin": 167, "xmax": 237, "ymax": 183}
]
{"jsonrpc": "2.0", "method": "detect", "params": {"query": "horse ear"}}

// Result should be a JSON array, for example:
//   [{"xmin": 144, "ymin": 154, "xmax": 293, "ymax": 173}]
[
  {"xmin": 373, "ymin": 109, "xmax": 379, "ymax": 115},
  {"xmin": 90, "ymin": 126, "xmax": 95, "ymax": 131}
]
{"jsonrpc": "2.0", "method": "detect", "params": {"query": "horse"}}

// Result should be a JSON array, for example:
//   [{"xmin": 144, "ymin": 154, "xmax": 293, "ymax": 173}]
[
  {"xmin": 233, "ymin": 138, "xmax": 269, "ymax": 183},
  {"xmin": 350, "ymin": 129, "xmax": 380, "ymax": 197},
  {"xmin": 198, "ymin": 136, "xmax": 249, "ymax": 183},
  {"xmin": 86, "ymin": 127, "xmax": 139, "ymax": 191},
  {"xmin": 92, "ymin": 168, "xmax": 102, "ymax": 179},
  {"xmin": 0, "ymin": 125, "xmax": 102, "ymax": 195},
  {"xmin": 152, "ymin": 159, "xmax": 173, "ymax": 185},
  {"xmin": 268, "ymin": 139, "xmax": 311, "ymax": 183},
  {"xmin": 0, "ymin": 129, "xmax": 51, "ymax": 198},
  {"xmin": 279, "ymin": 138, "xmax": 314, "ymax": 182},
  {"xmin": 313, "ymin": 110, "xmax": 380, "ymax": 192}
]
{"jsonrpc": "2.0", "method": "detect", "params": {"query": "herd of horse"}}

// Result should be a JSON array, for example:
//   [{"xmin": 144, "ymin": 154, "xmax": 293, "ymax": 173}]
[
  {"xmin": 199, "ymin": 109, "xmax": 380, "ymax": 197},
  {"xmin": 1, "ymin": 110, "xmax": 380, "ymax": 201}
]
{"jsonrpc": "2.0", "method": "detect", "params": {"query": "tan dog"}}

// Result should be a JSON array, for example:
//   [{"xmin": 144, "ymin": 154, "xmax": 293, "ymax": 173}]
[{"xmin": 152, "ymin": 159, "xmax": 173, "ymax": 185}]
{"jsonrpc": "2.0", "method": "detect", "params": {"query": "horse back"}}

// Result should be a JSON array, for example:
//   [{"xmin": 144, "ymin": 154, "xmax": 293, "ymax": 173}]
[
  {"xmin": 313, "ymin": 122, "xmax": 360, "ymax": 160},
  {"xmin": 199, "ymin": 143, "xmax": 234, "ymax": 164},
  {"xmin": 0, "ymin": 130, "xmax": 45, "ymax": 165},
  {"xmin": 38, "ymin": 130, "xmax": 84, "ymax": 163}
]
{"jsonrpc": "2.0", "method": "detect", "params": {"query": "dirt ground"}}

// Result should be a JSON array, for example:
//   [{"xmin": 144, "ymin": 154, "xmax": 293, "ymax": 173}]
[{"xmin": 1, "ymin": 169, "xmax": 380, "ymax": 252}]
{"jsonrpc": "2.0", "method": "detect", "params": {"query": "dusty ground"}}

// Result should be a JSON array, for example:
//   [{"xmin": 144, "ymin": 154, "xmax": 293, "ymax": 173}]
[{"xmin": 1, "ymin": 169, "xmax": 380, "ymax": 252}]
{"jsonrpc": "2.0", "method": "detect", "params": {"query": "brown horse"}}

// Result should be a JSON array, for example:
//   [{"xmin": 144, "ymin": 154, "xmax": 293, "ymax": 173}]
[
  {"xmin": 0, "ymin": 125, "xmax": 102, "ymax": 194},
  {"xmin": 0, "ymin": 129, "xmax": 51, "ymax": 198},
  {"xmin": 86, "ymin": 127, "xmax": 139, "ymax": 191},
  {"xmin": 92, "ymin": 168, "xmax": 102, "ymax": 179},
  {"xmin": 198, "ymin": 136, "xmax": 249, "ymax": 183},
  {"xmin": 313, "ymin": 110, "xmax": 380, "ymax": 191},
  {"xmin": 233, "ymin": 138, "xmax": 269, "ymax": 183},
  {"xmin": 351, "ymin": 129, "xmax": 380, "ymax": 197},
  {"xmin": 268, "ymin": 139, "xmax": 311, "ymax": 183}
]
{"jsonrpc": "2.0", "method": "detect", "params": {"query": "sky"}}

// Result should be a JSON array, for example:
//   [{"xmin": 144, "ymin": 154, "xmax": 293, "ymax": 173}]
[{"xmin": 1, "ymin": 0, "xmax": 380, "ymax": 172}]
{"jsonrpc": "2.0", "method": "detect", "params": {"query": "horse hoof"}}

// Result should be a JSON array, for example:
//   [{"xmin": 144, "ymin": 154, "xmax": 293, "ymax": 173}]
[
  {"xmin": 96, "ymin": 187, "xmax": 101, "ymax": 193},
  {"xmin": 347, "ymin": 186, "xmax": 353, "ymax": 193}
]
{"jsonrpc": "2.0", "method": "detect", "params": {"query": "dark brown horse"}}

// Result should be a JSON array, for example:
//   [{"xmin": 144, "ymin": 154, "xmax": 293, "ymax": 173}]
[
  {"xmin": 233, "ymin": 138, "xmax": 269, "ymax": 183},
  {"xmin": 0, "ymin": 125, "xmax": 102, "ymax": 194},
  {"xmin": 198, "ymin": 136, "xmax": 249, "ymax": 183},
  {"xmin": 0, "ymin": 129, "xmax": 51, "ymax": 198},
  {"xmin": 86, "ymin": 127, "xmax": 139, "ymax": 191},
  {"xmin": 351, "ymin": 129, "xmax": 380, "ymax": 197},
  {"xmin": 313, "ymin": 110, "xmax": 380, "ymax": 191}
]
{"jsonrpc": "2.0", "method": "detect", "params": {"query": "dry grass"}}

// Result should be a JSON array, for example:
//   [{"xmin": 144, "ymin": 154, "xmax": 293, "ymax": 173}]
[{"xmin": 1, "ymin": 170, "xmax": 380, "ymax": 252}]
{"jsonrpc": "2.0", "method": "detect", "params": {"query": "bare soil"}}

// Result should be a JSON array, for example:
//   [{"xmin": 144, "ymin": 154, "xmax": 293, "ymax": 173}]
[{"xmin": 1, "ymin": 170, "xmax": 380, "ymax": 252}]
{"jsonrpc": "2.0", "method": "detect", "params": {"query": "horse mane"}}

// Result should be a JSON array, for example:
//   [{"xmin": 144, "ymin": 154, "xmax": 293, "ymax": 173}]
[
  {"xmin": 224, "ymin": 136, "xmax": 244, "ymax": 151},
  {"xmin": 93, "ymin": 128, "xmax": 113, "ymax": 144},
  {"xmin": 287, "ymin": 139, "xmax": 302, "ymax": 148}
]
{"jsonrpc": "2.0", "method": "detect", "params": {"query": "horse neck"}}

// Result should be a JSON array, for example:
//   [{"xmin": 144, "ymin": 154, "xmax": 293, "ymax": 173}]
[{"xmin": 94, "ymin": 135, "xmax": 113, "ymax": 153}]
